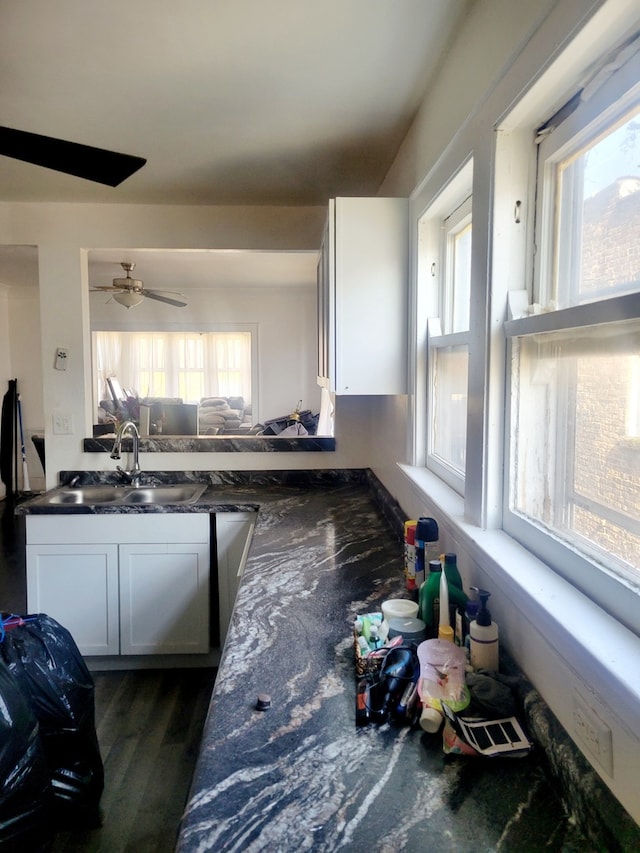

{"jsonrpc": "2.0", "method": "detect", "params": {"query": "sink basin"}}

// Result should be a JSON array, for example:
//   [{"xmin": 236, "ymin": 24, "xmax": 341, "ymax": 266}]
[
  {"xmin": 37, "ymin": 482, "xmax": 206, "ymax": 507},
  {"xmin": 45, "ymin": 485, "xmax": 124, "ymax": 505},
  {"xmin": 123, "ymin": 485, "xmax": 206, "ymax": 505}
]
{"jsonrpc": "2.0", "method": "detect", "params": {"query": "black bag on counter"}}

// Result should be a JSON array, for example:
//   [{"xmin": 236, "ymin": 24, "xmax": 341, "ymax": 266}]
[
  {"xmin": 0, "ymin": 613, "xmax": 104, "ymax": 829},
  {"xmin": 0, "ymin": 655, "xmax": 53, "ymax": 851}
]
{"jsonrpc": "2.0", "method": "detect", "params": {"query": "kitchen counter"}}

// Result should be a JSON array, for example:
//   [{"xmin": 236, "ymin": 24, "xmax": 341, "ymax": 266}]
[
  {"xmin": 169, "ymin": 477, "xmax": 587, "ymax": 852},
  {"xmin": 18, "ymin": 472, "xmax": 635, "ymax": 850}
]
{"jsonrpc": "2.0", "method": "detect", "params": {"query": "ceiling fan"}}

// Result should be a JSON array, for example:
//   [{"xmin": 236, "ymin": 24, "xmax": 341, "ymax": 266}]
[
  {"xmin": 91, "ymin": 262, "xmax": 187, "ymax": 308},
  {"xmin": 0, "ymin": 126, "xmax": 146, "ymax": 186}
]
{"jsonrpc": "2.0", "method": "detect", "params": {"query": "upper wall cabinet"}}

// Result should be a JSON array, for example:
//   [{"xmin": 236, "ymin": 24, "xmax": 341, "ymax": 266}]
[{"xmin": 317, "ymin": 197, "xmax": 408, "ymax": 395}]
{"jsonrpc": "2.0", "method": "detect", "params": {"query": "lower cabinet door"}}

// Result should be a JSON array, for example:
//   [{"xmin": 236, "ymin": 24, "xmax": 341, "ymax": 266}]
[
  {"xmin": 26, "ymin": 543, "xmax": 120, "ymax": 655},
  {"xmin": 215, "ymin": 513, "xmax": 256, "ymax": 647},
  {"xmin": 119, "ymin": 543, "xmax": 210, "ymax": 654}
]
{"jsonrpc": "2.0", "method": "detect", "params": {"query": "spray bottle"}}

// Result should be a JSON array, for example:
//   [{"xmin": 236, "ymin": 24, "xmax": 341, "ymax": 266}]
[
  {"xmin": 469, "ymin": 587, "xmax": 499, "ymax": 671},
  {"xmin": 415, "ymin": 517, "xmax": 439, "ymax": 589},
  {"xmin": 404, "ymin": 520, "xmax": 417, "ymax": 590},
  {"xmin": 419, "ymin": 560, "xmax": 468, "ymax": 638}
]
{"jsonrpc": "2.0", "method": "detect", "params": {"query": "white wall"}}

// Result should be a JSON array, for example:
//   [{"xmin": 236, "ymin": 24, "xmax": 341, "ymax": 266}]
[
  {"xmin": 7, "ymin": 286, "xmax": 45, "ymax": 492},
  {"xmin": 0, "ymin": 283, "xmax": 45, "ymax": 495},
  {"xmin": 374, "ymin": 0, "xmax": 640, "ymax": 825}
]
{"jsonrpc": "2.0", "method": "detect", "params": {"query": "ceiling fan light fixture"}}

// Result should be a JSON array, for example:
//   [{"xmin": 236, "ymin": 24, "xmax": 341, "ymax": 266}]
[{"xmin": 113, "ymin": 290, "xmax": 144, "ymax": 308}]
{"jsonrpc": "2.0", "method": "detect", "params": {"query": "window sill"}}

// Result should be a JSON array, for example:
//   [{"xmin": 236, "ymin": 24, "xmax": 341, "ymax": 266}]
[{"xmin": 397, "ymin": 463, "xmax": 640, "ymax": 737}]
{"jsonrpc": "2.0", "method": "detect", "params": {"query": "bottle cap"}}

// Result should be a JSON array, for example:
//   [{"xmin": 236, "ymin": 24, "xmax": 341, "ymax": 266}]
[
  {"xmin": 419, "ymin": 706, "xmax": 443, "ymax": 733},
  {"xmin": 438, "ymin": 624, "xmax": 454, "ymax": 642},
  {"xmin": 416, "ymin": 517, "xmax": 439, "ymax": 543}
]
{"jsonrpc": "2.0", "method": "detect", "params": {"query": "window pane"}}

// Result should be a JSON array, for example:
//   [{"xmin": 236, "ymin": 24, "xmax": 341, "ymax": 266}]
[
  {"xmin": 450, "ymin": 222, "xmax": 472, "ymax": 332},
  {"xmin": 556, "ymin": 104, "xmax": 640, "ymax": 307},
  {"xmin": 510, "ymin": 321, "xmax": 640, "ymax": 580},
  {"xmin": 431, "ymin": 345, "xmax": 468, "ymax": 473}
]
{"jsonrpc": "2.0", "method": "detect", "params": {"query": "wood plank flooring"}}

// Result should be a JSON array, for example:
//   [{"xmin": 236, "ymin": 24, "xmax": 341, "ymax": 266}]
[{"xmin": 51, "ymin": 668, "xmax": 216, "ymax": 853}]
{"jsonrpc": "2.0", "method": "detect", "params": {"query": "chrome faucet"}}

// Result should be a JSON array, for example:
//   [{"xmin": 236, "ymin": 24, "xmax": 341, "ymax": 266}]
[{"xmin": 110, "ymin": 420, "xmax": 142, "ymax": 487}]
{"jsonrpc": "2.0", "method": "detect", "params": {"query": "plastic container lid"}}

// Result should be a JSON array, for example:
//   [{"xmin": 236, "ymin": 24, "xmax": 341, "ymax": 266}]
[
  {"xmin": 388, "ymin": 616, "xmax": 427, "ymax": 641},
  {"xmin": 381, "ymin": 599, "xmax": 419, "ymax": 621}
]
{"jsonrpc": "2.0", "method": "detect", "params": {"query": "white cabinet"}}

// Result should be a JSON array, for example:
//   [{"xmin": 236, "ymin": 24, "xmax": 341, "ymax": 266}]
[
  {"xmin": 317, "ymin": 196, "xmax": 409, "ymax": 395},
  {"xmin": 26, "ymin": 514, "xmax": 210, "ymax": 656},
  {"xmin": 119, "ymin": 543, "xmax": 209, "ymax": 655},
  {"xmin": 215, "ymin": 512, "xmax": 256, "ymax": 646},
  {"xmin": 25, "ymin": 543, "xmax": 120, "ymax": 655}
]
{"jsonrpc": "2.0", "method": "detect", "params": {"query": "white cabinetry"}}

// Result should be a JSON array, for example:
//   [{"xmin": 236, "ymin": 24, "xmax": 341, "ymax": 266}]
[
  {"xmin": 317, "ymin": 197, "xmax": 409, "ymax": 395},
  {"xmin": 26, "ymin": 514, "xmax": 210, "ymax": 656},
  {"xmin": 215, "ymin": 512, "xmax": 256, "ymax": 646}
]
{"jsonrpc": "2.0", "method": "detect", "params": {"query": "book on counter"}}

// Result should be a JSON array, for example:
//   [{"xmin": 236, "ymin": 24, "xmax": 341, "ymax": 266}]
[{"xmin": 442, "ymin": 701, "xmax": 533, "ymax": 757}]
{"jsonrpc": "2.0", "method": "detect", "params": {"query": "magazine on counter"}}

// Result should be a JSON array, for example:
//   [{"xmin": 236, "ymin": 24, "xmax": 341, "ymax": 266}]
[{"xmin": 442, "ymin": 701, "xmax": 533, "ymax": 757}]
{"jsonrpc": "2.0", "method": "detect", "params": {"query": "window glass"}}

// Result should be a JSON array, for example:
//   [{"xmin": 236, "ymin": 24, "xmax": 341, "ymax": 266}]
[
  {"xmin": 431, "ymin": 345, "xmax": 468, "ymax": 473},
  {"xmin": 553, "ymin": 104, "xmax": 640, "ymax": 308},
  {"xmin": 509, "ymin": 320, "xmax": 640, "ymax": 583},
  {"xmin": 447, "ymin": 220, "xmax": 472, "ymax": 333}
]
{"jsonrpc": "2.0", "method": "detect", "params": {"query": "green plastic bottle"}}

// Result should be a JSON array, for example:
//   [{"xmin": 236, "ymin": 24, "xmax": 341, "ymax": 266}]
[
  {"xmin": 442, "ymin": 552, "xmax": 463, "ymax": 589},
  {"xmin": 419, "ymin": 559, "xmax": 468, "ymax": 638}
]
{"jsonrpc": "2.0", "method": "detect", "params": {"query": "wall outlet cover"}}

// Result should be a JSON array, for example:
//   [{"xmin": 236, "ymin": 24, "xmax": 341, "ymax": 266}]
[{"xmin": 572, "ymin": 689, "xmax": 613, "ymax": 777}]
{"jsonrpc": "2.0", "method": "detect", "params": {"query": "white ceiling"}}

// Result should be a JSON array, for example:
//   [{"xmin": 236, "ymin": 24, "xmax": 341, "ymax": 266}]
[{"xmin": 0, "ymin": 0, "xmax": 469, "ymax": 290}]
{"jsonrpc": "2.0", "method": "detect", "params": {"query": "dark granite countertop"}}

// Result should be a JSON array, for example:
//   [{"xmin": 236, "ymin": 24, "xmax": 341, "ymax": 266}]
[{"xmin": 173, "ymin": 479, "xmax": 583, "ymax": 852}]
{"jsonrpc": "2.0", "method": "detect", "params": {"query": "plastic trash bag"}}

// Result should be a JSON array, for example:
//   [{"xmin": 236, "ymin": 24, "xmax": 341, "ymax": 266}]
[
  {"xmin": 0, "ymin": 656, "xmax": 53, "ymax": 851},
  {"xmin": 0, "ymin": 613, "xmax": 104, "ymax": 829}
]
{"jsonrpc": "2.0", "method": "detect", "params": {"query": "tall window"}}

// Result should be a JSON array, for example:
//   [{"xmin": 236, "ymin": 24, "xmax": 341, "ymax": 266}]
[
  {"xmin": 418, "ymin": 173, "xmax": 472, "ymax": 495},
  {"xmin": 505, "ymin": 55, "xmax": 640, "ymax": 591},
  {"xmin": 93, "ymin": 330, "xmax": 252, "ymax": 409}
]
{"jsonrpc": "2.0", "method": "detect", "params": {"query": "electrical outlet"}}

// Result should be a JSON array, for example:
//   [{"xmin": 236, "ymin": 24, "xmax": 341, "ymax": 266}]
[
  {"xmin": 573, "ymin": 689, "xmax": 613, "ymax": 777},
  {"xmin": 52, "ymin": 413, "xmax": 74, "ymax": 435}
]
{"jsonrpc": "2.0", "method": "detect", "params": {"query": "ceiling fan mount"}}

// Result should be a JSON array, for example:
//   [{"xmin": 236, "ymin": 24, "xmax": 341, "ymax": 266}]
[
  {"xmin": 90, "ymin": 261, "xmax": 187, "ymax": 309},
  {"xmin": 112, "ymin": 262, "xmax": 144, "ymax": 291}
]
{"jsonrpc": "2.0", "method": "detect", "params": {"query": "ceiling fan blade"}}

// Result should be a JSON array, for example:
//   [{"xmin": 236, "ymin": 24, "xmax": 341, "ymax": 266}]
[
  {"xmin": 0, "ymin": 126, "xmax": 146, "ymax": 187},
  {"xmin": 142, "ymin": 290, "xmax": 187, "ymax": 308}
]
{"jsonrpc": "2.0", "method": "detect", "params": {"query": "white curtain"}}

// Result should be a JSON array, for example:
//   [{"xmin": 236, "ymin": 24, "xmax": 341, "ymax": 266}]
[{"xmin": 93, "ymin": 331, "xmax": 251, "ymax": 412}]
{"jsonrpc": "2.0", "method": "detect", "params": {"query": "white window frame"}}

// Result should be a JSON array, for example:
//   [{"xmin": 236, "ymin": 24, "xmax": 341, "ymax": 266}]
[
  {"xmin": 502, "ymin": 40, "xmax": 640, "ymax": 631},
  {"xmin": 414, "ymin": 161, "xmax": 473, "ymax": 495}
]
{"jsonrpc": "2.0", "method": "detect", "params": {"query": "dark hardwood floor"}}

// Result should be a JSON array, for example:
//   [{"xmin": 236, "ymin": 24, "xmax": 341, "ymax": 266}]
[
  {"xmin": 1, "ymin": 498, "xmax": 216, "ymax": 853},
  {"xmin": 52, "ymin": 667, "xmax": 216, "ymax": 853}
]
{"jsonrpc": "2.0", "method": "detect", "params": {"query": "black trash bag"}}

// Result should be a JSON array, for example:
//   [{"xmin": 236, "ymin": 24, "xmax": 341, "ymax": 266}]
[
  {"xmin": 0, "ymin": 613, "xmax": 104, "ymax": 829},
  {"xmin": 0, "ymin": 657, "xmax": 54, "ymax": 852}
]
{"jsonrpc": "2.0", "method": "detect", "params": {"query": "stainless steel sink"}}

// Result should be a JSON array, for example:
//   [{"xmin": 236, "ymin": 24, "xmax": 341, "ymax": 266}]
[
  {"xmin": 122, "ymin": 484, "xmax": 206, "ymax": 505},
  {"xmin": 37, "ymin": 483, "xmax": 206, "ymax": 507}
]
